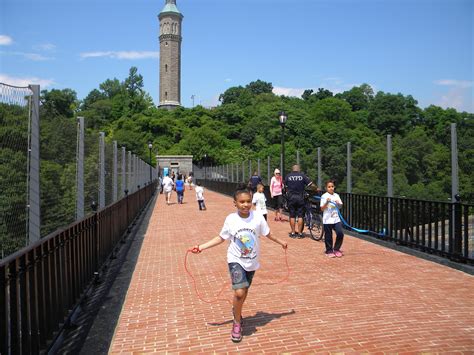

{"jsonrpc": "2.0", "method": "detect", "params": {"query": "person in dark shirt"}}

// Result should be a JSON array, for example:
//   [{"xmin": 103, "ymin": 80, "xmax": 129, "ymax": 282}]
[
  {"xmin": 248, "ymin": 171, "xmax": 262, "ymax": 193},
  {"xmin": 284, "ymin": 165, "xmax": 313, "ymax": 238}
]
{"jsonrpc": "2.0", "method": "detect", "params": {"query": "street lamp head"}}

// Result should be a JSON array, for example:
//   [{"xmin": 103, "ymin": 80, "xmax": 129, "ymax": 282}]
[
  {"xmin": 148, "ymin": 142, "xmax": 153, "ymax": 149},
  {"xmin": 278, "ymin": 111, "xmax": 288, "ymax": 125}
]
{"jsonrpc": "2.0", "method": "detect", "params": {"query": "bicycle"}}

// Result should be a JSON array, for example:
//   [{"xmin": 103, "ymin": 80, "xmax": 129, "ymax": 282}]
[
  {"xmin": 303, "ymin": 193, "xmax": 324, "ymax": 241},
  {"xmin": 282, "ymin": 191, "xmax": 324, "ymax": 241}
]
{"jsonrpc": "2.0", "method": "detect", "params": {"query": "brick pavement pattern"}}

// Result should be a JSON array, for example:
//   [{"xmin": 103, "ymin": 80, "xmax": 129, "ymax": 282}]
[{"xmin": 109, "ymin": 189, "xmax": 474, "ymax": 353}]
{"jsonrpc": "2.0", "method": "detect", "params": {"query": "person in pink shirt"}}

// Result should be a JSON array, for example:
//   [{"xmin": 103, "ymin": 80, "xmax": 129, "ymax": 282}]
[{"xmin": 270, "ymin": 168, "xmax": 285, "ymax": 221}]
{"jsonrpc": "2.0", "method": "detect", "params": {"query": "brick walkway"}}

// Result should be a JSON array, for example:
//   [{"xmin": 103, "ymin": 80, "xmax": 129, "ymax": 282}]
[{"xmin": 109, "ymin": 189, "xmax": 474, "ymax": 353}]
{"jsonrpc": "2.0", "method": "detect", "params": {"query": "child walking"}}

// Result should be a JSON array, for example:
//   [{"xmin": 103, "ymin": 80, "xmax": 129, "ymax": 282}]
[
  {"xmin": 175, "ymin": 174, "xmax": 185, "ymax": 204},
  {"xmin": 320, "ymin": 180, "xmax": 344, "ymax": 258},
  {"xmin": 191, "ymin": 185, "xmax": 287, "ymax": 343},
  {"xmin": 195, "ymin": 182, "xmax": 206, "ymax": 210},
  {"xmin": 252, "ymin": 183, "xmax": 268, "ymax": 221}
]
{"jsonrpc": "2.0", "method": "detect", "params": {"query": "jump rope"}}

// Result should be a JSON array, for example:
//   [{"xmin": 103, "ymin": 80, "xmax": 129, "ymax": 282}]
[
  {"xmin": 185, "ymin": 196, "xmax": 382, "ymax": 305},
  {"xmin": 184, "ymin": 245, "xmax": 290, "ymax": 305}
]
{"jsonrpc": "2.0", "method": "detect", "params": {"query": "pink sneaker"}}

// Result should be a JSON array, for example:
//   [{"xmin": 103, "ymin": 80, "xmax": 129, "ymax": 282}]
[
  {"xmin": 231, "ymin": 322, "xmax": 242, "ymax": 343},
  {"xmin": 334, "ymin": 250, "xmax": 343, "ymax": 258},
  {"xmin": 326, "ymin": 252, "xmax": 336, "ymax": 258}
]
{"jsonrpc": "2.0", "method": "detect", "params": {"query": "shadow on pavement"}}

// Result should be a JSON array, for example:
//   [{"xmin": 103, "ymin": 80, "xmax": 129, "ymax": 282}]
[{"xmin": 208, "ymin": 309, "xmax": 296, "ymax": 336}]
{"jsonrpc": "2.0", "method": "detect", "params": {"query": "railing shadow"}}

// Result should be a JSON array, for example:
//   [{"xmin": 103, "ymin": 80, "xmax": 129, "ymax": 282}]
[{"xmin": 58, "ymin": 192, "xmax": 158, "ymax": 355}]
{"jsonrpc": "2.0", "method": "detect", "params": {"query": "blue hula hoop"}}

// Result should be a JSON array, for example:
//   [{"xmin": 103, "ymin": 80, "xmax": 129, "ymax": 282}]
[{"xmin": 312, "ymin": 195, "xmax": 383, "ymax": 235}]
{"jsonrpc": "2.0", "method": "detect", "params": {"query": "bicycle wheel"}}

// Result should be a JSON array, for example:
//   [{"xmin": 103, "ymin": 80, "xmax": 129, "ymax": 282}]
[
  {"xmin": 282, "ymin": 193, "xmax": 288, "ymax": 212},
  {"xmin": 307, "ymin": 211, "xmax": 324, "ymax": 241}
]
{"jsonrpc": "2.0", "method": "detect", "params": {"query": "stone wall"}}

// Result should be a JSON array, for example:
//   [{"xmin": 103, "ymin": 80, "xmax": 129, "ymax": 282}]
[{"xmin": 156, "ymin": 155, "xmax": 193, "ymax": 177}]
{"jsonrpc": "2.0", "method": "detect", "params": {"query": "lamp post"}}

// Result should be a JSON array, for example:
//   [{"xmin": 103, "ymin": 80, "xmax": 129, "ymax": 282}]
[
  {"xmin": 278, "ymin": 111, "xmax": 288, "ymax": 177},
  {"xmin": 204, "ymin": 153, "xmax": 207, "ymax": 180},
  {"xmin": 148, "ymin": 141, "xmax": 153, "ymax": 182}
]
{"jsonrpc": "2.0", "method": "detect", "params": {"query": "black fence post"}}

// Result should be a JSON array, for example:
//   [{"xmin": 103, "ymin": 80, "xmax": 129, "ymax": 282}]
[
  {"xmin": 452, "ymin": 194, "xmax": 463, "ymax": 260},
  {"xmin": 0, "ymin": 265, "xmax": 7, "ymax": 355},
  {"xmin": 91, "ymin": 201, "xmax": 99, "ymax": 278},
  {"xmin": 137, "ymin": 185, "xmax": 141, "ymax": 212},
  {"xmin": 124, "ymin": 190, "xmax": 130, "ymax": 234}
]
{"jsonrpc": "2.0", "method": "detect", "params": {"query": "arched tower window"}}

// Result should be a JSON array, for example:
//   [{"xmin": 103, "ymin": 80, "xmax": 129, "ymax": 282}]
[{"xmin": 165, "ymin": 64, "xmax": 168, "ymax": 72}]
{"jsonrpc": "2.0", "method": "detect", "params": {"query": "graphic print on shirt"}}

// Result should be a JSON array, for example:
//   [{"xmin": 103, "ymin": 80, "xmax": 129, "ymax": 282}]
[
  {"xmin": 234, "ymin": 228, "xmax": 257, "ymax": 258},
  {"xmin": 328, "ymin": 205, "xmax": 338, "ymax": 219}
]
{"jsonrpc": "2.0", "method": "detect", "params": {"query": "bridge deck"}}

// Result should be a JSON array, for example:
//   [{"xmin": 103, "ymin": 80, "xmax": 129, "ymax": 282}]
[{"xmin": 106, "ymin": 189, "xmax": 473, "ymax": 353}]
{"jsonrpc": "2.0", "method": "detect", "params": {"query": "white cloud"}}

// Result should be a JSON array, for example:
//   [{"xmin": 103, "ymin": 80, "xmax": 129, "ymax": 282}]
[
  {"xmin": 80, "ymin": 51, "xmax": 159, "ymax": 59},
  {"xmin": 33, "ymin": 43, "xmax": 56, "ymax": 51},
  {"xmin": 0, "ymin": 74, "xmax": 55, "ymax": 88},
  {"xmin": 0, "ymin": 35, "xmax": 13, "ymax": 45},
  {"xmin": 203, "ymin": 94, "xmax": 221, "ymax": 108},
  {"xmin": 434, "ymin": 79, "xmax": 474, "ymax": 112},
  {"xmin": 434, "ymin": 79, "xmax": 473, "ymax": 89},
  {"xmin": 0, "ymin": 51, "xmax": 53, "ymax": 61},
  {"xmin": 272, "ymin": 86, "xmax": 306, "ymax": 97},
  {"xmin": 224, "ymin": 78, "xmax": 232, "ymax": 82},
  {"xmin": 273, "ymin": 78, "xmax": 367, "ymax": 98}
]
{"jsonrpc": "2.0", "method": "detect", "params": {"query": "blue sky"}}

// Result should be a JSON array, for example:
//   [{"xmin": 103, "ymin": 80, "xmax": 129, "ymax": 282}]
[{"xmin": 1, "ymin": 0, "xmax": 473, "ymax": 112}]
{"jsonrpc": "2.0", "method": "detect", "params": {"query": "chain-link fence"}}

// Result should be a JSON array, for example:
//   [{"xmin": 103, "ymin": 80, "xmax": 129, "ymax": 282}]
[
  {"xmin": 0, "ymin": 83, "xmax": 32, "ymax": 258},
  {"xmin": 40, "ymin": 104, "xmax": 77, "ymax": 237},
  {"xmin": 200, "ymin": 123, "xmax": 467, "ymax": 204},
  {"xmin": 0, "ymin": 83, "xmax": 157, "ymax": 259}
]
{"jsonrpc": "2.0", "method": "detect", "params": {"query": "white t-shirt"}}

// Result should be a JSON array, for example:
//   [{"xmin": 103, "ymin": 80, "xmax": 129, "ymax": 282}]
[
  {"xmin": 219, "ymin": 211, "xmax": 270, "ymax": 271},
  {"xmin": 252, "ymin": 192, "xmax": 267, "ymax": 215},
  {"xmin": 162, "ymin": 176, "xmax": 174, "ymax": 192},
  {"xmin": 320, "ymin": 192, "xmax": 343, "ymax": 224},
  {"xmin": 195, "ymin": 186, "xmax": 204, "ymax": 200}
]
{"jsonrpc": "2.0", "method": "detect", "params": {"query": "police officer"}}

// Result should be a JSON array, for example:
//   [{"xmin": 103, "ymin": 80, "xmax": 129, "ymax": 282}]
[
  {"xmin": 248, "ymin": 171, "xmax": 262, "ymax": 193},
  {"xmin": 284, "ymin": 165, "xmax": 313, "ymax": 238}
]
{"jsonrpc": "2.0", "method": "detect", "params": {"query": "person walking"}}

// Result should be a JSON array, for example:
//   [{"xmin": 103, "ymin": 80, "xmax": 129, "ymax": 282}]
[
  {"xmin": 252, "ymin": 183, "xmax": 268, "ymax": 221},
  {"xmin": 270, "ymin": 168, "xmax": 284, "ymax": 221},
  {"xmin": 187, "ymin": 173, "xmax": 194, "ymax": 190},
  {"xmin": 195, "ymin": 182, "xmax": 206, "ymax": 210},
  {"xmin": 191, "ymin": 184, "xmax": 287, "ymax": 343},
  {"xmin": 175, "ymin": 174, "xmax": 185, "ymax": 204},
  {"xmin": 162, "ymin": 173, "xmax": 174, "ymax": 205},
  {"xmin": 158, "ymin": 174, "xmax": 163, "ymax": 194},
  {"xmin": 320, "ymin": 180, "xmax": 344, "ymax": 258},
  {"xmin": 284, "ymin": 165, "xmax": 313, "ymax": 239},
  {"xmin": 248, "ymin": 171, "xmax": 262, "ymax": 193}
]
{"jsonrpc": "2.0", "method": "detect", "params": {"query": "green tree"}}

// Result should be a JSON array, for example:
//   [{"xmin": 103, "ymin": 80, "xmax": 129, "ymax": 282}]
[
  {"xmin": 218, "ymin": 86, "xmax": 253, "ymax": 106},
  {"xmin": 336, "ymin": 83, "xmax": 374, "ymax": 111},
  {"xmin": 245, "ymin": 79, "xmax": 273, "ymax": 95},
  {"xmin": 41, "ymin": 88, "xmax": 78, "ymax": 118}
]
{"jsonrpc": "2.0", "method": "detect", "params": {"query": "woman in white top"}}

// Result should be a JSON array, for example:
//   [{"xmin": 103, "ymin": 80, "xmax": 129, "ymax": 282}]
[
  {"xmin": 320, "ymin": 180, "xmax": 344, "ymax": 258},
  {"xmin": 269, "ymin": 168, "xmax": 284, "ymax": 221},
  {"xmin": 162, "ymin": 174, "xmax": 174, "ymax": 205}
]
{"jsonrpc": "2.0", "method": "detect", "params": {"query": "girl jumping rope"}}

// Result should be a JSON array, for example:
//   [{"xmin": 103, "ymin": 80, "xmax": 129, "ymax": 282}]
[
  {"xmin": 320, "ymin": 179, "xmax": 344, "ymax": 258},
  {"xmin": 191, "ymin": 184, "xmax": 287, "ymax": 343}
]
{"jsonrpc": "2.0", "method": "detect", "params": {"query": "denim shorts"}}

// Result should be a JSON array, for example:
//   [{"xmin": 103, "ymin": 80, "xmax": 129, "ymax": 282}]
[{"xmin": 228, "ymin": 263, "xmax": 255, "ymax": 290}]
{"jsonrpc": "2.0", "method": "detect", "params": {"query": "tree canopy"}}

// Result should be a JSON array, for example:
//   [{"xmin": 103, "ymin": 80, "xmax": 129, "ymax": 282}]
[{"xmin": 74, "ymin": 74, "xmax": 473, "ymax": 202}]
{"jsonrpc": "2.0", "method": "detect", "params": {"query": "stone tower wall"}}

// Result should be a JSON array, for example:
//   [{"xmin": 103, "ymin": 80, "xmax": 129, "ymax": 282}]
[{"xmin": 160, "ymin": 15, "xmax": 181, "ymax": 108}]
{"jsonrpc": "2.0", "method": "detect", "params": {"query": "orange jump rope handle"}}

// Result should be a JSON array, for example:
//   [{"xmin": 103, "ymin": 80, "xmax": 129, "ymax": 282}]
[{"xmin": 190, "ymin": 246, "xmax": 201, "ymax": 254}]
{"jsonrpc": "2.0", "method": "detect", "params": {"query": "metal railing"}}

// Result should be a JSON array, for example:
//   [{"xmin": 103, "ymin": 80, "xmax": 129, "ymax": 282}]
[
  {"xmin": 200, "ymin": 179, "xmax": 473, "ymax": 265},
  {"xmin": 340, "ymin": 193, "xmax": 473, "ymax": 263},
  {"xmin": 0, "ymin": 182, "xmax": 156, "ymax": 354}
]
